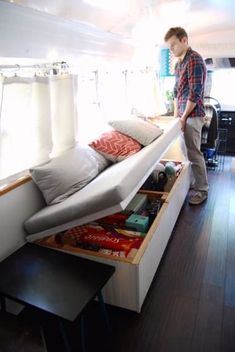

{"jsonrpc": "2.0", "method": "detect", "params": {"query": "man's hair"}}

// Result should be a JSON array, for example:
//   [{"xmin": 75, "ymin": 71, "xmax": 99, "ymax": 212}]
[{"xmin": 164, "ymin": 27, "xmax": 188, "ymax": 42}]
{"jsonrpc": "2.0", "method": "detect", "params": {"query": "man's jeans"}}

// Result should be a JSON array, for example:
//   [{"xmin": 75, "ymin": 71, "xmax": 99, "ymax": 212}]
[{"xmin": 180, "ymin": 116, "xmax": 209, "ymax": 193}]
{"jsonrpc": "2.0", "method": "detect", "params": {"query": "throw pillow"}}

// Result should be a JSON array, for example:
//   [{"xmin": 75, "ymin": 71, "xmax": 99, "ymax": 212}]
[
  {"xmin": 89, "ymin": 130, "xmax": 142, "ymax": 162},
  {"xmin": 83, "ymin": 145, "xmax": 110, "ymax": 173},
  {"xmin": 108, "ymin": 119, "xmax": 163, "ymax": 146},
  {"xmin": 30, "ymin": 145, "xmax": 99, "ymax": 205}
]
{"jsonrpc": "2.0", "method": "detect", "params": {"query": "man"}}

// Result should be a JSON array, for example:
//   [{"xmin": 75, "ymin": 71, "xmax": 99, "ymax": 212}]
[{"xmin": 164, "ymin": 27, "xmax": 208, "ymax": 205}]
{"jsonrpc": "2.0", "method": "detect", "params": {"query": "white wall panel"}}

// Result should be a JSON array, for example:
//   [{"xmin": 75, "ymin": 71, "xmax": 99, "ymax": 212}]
[{"xmin": 0, "ymin": 181, "xmax": 45, "ymax": 260}]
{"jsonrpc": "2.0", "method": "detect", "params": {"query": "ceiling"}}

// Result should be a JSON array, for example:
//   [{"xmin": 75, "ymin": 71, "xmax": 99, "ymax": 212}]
[
  {"xmin": 1, "ymin": 0, "xmax": 235, "ymax": 63},
  {"xmin": 4, "ymin": 0, "xmax": 235, "ymax": 46}
]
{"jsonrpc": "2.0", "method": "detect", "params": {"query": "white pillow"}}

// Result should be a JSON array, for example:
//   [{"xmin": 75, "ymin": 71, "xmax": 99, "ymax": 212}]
[
  {"xmin": 30, "ymin": 145, "xmax": 99, "ymax": 205},
  {"xmin": 108, "ymin": 119, "xmax": 163, "ymax": 146}
]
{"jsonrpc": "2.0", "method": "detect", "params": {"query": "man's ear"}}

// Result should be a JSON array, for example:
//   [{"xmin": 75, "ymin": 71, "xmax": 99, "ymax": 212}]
[{"xmin": 181, "ymin": 36, "xmax": 188, "ymax": 45}]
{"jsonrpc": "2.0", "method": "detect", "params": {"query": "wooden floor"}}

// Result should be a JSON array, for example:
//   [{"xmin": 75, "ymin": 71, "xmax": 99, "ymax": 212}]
[{"xmin": 1, "ymin": 155, "xmax": 235, "ymax": 352}]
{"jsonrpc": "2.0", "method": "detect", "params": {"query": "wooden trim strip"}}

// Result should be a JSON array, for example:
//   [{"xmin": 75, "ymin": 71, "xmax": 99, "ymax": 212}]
[{"xmin": 0, "ymin": 175, "xmax": 32, "ymax": 196}]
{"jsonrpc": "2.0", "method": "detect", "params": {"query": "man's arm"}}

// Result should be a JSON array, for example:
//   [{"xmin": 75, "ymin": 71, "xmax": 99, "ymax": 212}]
[
  {"xmin": 180, "ymin": 100, "xmax": 196, "ymax": 131},
  {"xmin": 180, "ymin": 56, "xmax": 204, "ymax": 131},
  {"xmin": 174, "ymin": 98, "xmax": 196, "ymax": 131},
  {"xmin": 174, "ymin": 98, "xmax": 178, "ymax": 118}
]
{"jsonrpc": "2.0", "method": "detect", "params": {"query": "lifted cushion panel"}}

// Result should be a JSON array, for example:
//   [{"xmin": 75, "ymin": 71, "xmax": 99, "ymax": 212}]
[{"xmin": 24, "ymin": 118, "xmax": 180, "ymax": 238}]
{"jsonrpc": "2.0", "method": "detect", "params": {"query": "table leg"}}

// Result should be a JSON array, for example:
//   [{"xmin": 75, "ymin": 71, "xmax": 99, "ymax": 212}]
[
  {"xmin": 97, "ymin": 291, "xmax": 111, "ymax": 333},
  {"xmin": 59, "ymin": 318, "xmax": 71, "ymax": 352},
  {"xmin": 40, "ymin": 315, "xmax": 71, "ymax": 352},
  {"xmin": 0, "ymin": 295, "xmax": 6, "ymax": 312},
  {"xmin": 80, "ymin": 314, "xmax": 86, "ymax": 352}
]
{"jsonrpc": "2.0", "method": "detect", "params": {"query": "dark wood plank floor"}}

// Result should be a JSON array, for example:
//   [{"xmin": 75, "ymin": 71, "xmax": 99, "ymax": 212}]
[{"xmin": 1, "ymin": 155, "xmax": 235, "ymax": 352}]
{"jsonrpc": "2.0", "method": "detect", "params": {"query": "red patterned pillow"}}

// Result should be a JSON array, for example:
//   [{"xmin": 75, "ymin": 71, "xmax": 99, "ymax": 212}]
[{"xmin": 89, "ymin": 130, "xmax": 142, "ymax": 162}]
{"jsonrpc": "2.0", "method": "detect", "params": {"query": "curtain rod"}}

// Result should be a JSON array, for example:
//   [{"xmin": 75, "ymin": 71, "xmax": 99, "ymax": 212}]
[{"xmin": 0, "ymin": 61, "xmax": 68, "ymax": 71}]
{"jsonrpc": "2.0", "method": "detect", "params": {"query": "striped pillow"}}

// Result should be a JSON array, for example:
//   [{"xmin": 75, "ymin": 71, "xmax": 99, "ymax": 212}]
[{"xmin": 89, "ymin": 130, "xmax": 142, "ymax": 162}]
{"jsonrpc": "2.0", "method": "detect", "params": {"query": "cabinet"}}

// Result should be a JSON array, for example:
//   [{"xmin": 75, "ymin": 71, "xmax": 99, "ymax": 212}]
[
  {"xmin": 35, "ymin": 142, "xmax": 190, "ymax": 312},
  {"xmin": 219, "ymin": 111, "xmax": 235, "ymax": 154}
]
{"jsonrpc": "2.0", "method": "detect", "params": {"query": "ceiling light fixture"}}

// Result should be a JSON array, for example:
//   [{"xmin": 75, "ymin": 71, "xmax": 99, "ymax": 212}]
[{"xmin": 83, "ymin": 0, "xmax": 130, "ymax": 13}]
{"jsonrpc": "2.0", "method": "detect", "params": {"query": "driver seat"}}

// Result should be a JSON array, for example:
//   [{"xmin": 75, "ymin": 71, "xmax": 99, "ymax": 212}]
[
  {"xmin": 201, "ymin": 96, "xmax": 220, "ymax": 152},
  {"xmin": 201, "ymin": 104, "xmax": 218, "ymax": 150}
]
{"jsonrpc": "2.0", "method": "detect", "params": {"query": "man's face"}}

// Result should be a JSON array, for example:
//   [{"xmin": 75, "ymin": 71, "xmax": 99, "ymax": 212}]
[{"xmin": 166, "ymin": 35, "xmax": 188, "ymax": 58}]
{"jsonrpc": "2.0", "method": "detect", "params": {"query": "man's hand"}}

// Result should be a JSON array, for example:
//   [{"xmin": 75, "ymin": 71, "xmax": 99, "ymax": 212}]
[{"xmin": 179, "ymin": 117, "xmax": 186, "ymax": 132}]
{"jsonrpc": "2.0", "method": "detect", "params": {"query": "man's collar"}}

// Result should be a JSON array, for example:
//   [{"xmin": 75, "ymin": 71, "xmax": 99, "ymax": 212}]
[
  {"xmin": 175, "ymin": 47, "xmax": 192, "ymax": 68},
  {"xmin": 179, "ymin": 46, "xmax": 192, "ymax": 63}
]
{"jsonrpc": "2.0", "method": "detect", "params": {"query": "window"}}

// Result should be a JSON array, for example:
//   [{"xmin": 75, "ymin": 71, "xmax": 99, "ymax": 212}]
[
  {"xmin": 0, "ymin": 62, "xmax": 165, "ymax": 184},
  {"xmin": 210, "ymin": 68, "xmax": 235, "ymax": 108},
  {"xmin": 0, "ymin": 74, "xmax": 78, "ymax": 184}
]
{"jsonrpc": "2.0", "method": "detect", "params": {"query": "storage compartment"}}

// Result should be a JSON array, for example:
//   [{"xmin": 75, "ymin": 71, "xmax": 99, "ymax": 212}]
[
  {"xmin": 33, "ymin": 160, "xmax": 190, "ymax": 312},
  {"xmin": 34, "ymin": 191, "xmax": 167, "ymax": 263},
  {"xmin": 141, "ymin": 159, "xmax": 183, "ymax": 193}
]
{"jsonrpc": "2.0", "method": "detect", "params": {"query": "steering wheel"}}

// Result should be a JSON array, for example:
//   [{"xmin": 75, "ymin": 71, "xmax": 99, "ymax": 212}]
[{"xmin": 204, "ymin": 96, "xmax": 221, "ymax": 118}]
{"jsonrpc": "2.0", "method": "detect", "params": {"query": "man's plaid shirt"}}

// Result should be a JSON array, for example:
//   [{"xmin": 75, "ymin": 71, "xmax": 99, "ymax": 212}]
[{"xmin": 174, "ymin": 47, "xmax": 206, "ymax": 118}]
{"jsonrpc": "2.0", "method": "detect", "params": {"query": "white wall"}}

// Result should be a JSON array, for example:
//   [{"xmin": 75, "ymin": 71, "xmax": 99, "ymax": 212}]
[{"xmin": 0, "ymin": 181, "xmax": 45, "ymax": 260}]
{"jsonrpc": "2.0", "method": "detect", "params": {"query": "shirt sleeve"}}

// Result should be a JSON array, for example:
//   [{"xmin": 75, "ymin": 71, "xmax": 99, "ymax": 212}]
[
  {"xmin": 187, "ymin": 56, "xmax": 205, "ymax": 103},
  {"xmin": 173, "ymin": 64, "xmax": 179, "ymax": 98},
  {"xmin": 173, "ymin": 82, "xmax": 178, "ymax": 98}
]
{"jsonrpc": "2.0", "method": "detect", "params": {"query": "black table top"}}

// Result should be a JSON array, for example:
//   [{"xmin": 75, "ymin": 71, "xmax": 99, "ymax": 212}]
[{"xmin": 0, "ymin": 243, "xmax": 115, "ymax": 322}]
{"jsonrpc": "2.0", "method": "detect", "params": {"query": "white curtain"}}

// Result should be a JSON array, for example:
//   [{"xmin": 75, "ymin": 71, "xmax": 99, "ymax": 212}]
[
  {"xmin": 98, "ymin": 70, "xmax": 130, "ymax": 121},
  {"xmin": 127, "ymin": 68, "xmax": 166, "ymax": 117},
  {"xmin": 76, "ymin": 72, "xmax": 107, "ymax": 144},
  {"xmin": 0, "ymin": 75, "xmax": 5, "ymax": 183},
  {"xmin": 50, "ymin": 75, "xmax": 78, "ymax": 156},
  {"xmin": 0, "ymin": 74, "xmax": 78, "ymax": 182}
]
